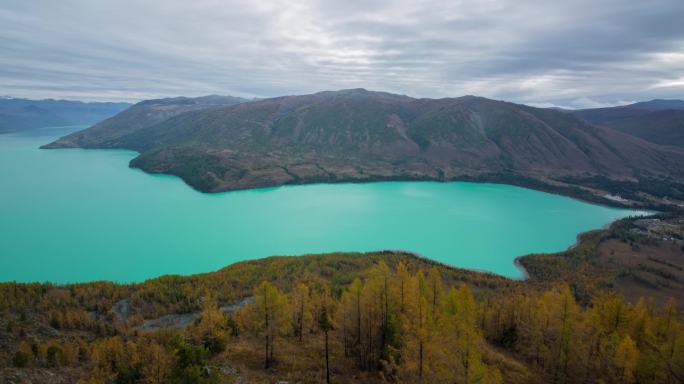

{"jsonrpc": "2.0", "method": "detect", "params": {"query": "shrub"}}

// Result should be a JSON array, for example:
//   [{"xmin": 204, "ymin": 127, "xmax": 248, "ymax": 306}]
[
  {"xmin": 46, "ymin": 345, "xmax": 63, "ymax": 368},
  {"xmin": 12, "ymin": 350, "xmax": 29, "ymax": 368}
]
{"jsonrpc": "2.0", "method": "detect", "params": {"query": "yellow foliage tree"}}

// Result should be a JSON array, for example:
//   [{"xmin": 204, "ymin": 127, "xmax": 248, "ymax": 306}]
[
  {"xmin": 615, "ymin": 335, "xmax": 640, "ymax": 383},
  {"xmin": 253, "ymin": 281, "xmax": 288, "ymax": 369}
]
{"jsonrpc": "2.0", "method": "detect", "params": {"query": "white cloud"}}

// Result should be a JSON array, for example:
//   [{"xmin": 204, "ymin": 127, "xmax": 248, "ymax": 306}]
[
  {"xmin": 652, "ymin": 77, "xmax": 684, "ymax": 89},
  {"xmin": 567, "ymin": 97, "xmax": 638, "ymax": 109}
]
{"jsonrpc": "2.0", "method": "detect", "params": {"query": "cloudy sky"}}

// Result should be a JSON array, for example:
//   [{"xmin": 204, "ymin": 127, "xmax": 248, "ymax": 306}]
[{"xmin": 1, "ymin": 0, "xmax": 683, "ymax": 108}]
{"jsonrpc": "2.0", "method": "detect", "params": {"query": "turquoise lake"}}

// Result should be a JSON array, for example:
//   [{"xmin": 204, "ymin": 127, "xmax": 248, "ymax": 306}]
[{"xmin": 0, "ymin": 126, "xmax": 643, "ymax": 283}]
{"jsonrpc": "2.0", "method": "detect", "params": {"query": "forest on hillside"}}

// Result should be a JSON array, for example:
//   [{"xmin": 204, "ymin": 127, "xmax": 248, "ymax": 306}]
[{"xmin": 1, "ymin": 250, "xmax": 683, "ymax": 383}]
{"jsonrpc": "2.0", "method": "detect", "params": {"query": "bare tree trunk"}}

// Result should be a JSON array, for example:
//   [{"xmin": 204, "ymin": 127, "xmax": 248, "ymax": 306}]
[
  {"xmin": 464, "ymin": 334, "xmax": 470, "ymax": 384},
  {"xmin": 419, "ymin": 296, "xmax": 424, "ymax": 384},
  {"xmin": 325, "ymin": 330, "xmax": 330, "ymax": 384},
  {"xmin": 343, "ymin": 312, "xmax": 349, "ymax": 357},
  {"xmin": 383, "ymin": 276, "xmax": 388, "ymax": 351},
  {"xmin": 419, "ymin": 341, "xmax": 424, "ymax": 384},
  {"xmin": 270, "ymin": 330, "xmax": 274, "ymax": 365},
  {"xmin": 264, "ymin": 294, "xmax": 271, "ymax": 369},
  {"xmin": 299, "ymin": 299, "xmax": 304, "ymax": 342},
  {"xmin": 400, "ymin": 279, "xmax": 405, "ymax": 314},
  {"xmin": 264, "ymin": 331, "xmax": 269, "ymax": 369},
  {"xmin": 356, "ymin": 289, "xmax": 362, "ymax": 367},
  {"xmin": 432, "ymin": 281, "xmax": 437, "ymax": 317}
]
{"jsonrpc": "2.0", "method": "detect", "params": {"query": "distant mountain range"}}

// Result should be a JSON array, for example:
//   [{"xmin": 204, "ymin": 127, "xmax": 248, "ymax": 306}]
[
  {"xmin": 0, "ymin": 97, "xmax": 131, "ymax": 133},
  {"xmin": 571, "ymin": 99, "xmax": 684, "ymax": 147},
  {"xmin": 44, "ymin": 89, "xmax": 684, "ymax": 207}
]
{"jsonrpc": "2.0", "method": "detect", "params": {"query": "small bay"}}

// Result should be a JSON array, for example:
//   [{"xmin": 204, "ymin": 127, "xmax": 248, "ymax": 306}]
[{"xmin": 0, "ymin": 126, "xmax": 642, "ymax": 283}]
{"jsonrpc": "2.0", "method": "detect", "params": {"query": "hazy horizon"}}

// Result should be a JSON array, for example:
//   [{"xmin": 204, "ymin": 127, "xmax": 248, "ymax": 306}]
[{"xmin": 2, "ymin": 89, "xmax": 683, "ymax": 111}]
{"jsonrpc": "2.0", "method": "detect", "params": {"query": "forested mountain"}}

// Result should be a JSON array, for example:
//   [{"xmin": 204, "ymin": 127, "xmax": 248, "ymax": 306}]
[
  {"xmin": 44, "ymin": 90, "xmax": 684, "ymax": 207},
  {"xmin": 1, "ymin": 215, "xmax": 683, "ymax": 383},
  {"xmin": 0, "ymin": 97, "xmax": 130, "ymax": 133},
  {"xmin": 572, "ymin": 99, "xmax": 684, "ymax": 148}
]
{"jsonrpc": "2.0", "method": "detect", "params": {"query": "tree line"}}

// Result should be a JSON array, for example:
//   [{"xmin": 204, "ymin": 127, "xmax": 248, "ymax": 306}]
[{"xmin": 3, "ymin": 260, "xmax": 683, "ymax": 383}]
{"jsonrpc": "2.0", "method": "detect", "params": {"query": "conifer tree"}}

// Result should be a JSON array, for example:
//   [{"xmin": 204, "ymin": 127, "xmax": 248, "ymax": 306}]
[
  {"xmin": 615, "ymin": 335, "xmax": 640, "ymax": 383},
  {"xmin": 319, "ymin": 288, "xmax": 334, "ymax": 384},
  {"xmin": 253, "ymin": 281, "xmax": 288, "ymax": 368}
]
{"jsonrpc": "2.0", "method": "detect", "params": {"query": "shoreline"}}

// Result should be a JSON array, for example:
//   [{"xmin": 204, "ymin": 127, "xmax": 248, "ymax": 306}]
[
  {"xmin": 129, "ymin": 158, "xmax": 662, "ymax": 214},
  {"xmin": 512, "ymin": 211, "xmax": 653, "ymax": 282},
  {"xmin": 142, "ymin": 166, "xmax": 642, "ymax": 210},
  {"xmin": 7, "ymin": 131, "xmax": 657, "ymax": 286},
  {"xmin": 40, "ymin": 136, "xmax": 673, "ymax": 213},
  {"xmin": 41, "ymin": 143, "xmax": 682, "ymax": 214}
]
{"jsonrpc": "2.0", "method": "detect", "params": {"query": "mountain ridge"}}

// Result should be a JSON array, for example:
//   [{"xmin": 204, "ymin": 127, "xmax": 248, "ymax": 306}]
[
  {"xmin": 45, "ymin": 90, "xmax": 684, "ymax": 207},
  {"xmin": 571, "ymin": 98, "xmax": 684, "ymax": 148},
  {"xmin": 626, "ymin": 99, "xmax": 684, "ymax": 110},
  {"xmin": 44, "ymin": 95, "xmax": 248, "ymax": 148}
]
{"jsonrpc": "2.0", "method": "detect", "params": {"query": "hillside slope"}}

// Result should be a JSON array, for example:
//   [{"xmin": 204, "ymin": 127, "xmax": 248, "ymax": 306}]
[
  {"xmin": 45, "ymin": 90, "xmax": 684, "ymax": 205},
  {"xmin": 0, "ymin": 97, "xmax": 130, "ymax": 133},
  {"xmin": 43, "ymin": 95, "xmax": 247, "ymax": 148},
  {"xmin": 572, "ymin": 99, "xmax": 684, "ymax": 148}
]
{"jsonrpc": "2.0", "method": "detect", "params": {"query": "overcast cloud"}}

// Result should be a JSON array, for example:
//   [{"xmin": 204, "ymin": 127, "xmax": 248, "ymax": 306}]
[{"xmin": 1, "ymin": 0, "xmax": 683, "ymax": 107}]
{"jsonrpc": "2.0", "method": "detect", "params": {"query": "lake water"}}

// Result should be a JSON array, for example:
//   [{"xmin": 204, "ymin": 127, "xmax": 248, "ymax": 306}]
[{"xmin": 0, "ymin": 126, "xmax": 642, "ymax": 283}]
